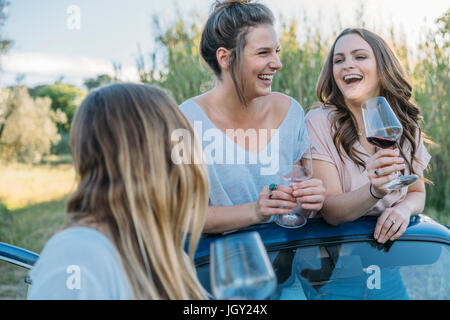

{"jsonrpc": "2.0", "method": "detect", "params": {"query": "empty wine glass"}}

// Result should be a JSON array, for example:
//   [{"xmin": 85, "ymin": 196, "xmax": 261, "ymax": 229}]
[
  {"xmin": 210, "ymin": 232, "xmax": 277, "ymax": 300},
  {"xmin": 274, "ymin": 141, "xmax": 313, "ymax": 228},
  {"xmin": 362, "ymin": 96, "xmax": 418, "ymax": 190}
]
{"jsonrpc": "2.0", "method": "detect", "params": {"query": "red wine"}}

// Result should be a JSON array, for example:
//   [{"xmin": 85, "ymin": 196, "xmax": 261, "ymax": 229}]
[{"xmin": 367, "ymin": 136, "xmax": 397, "ymax": 148}]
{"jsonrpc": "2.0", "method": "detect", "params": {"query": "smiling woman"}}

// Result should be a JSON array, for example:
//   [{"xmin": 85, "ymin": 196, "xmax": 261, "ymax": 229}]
[
  {"xmin": 306, "ymin": 28, "xmax": 431, "ymax": 244},
  {"xmin": 179, "ymin": 0, "xmax": 326, "ymax": 234}
]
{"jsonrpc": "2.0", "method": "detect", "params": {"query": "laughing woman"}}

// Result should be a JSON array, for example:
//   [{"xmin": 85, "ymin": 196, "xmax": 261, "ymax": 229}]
[
  {"xmin": 180, "ymin": 0, "xmax": 325, "ymax": 233},
  {"xmin": 305, "ymin": 28, "xmax": 431, "ymax": 243}
]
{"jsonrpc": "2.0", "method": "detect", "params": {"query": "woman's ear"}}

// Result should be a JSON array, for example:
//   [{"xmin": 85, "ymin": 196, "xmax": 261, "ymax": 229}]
[{"xmin": 216, "ymin": 47, "xmax": 231, "ymax": 71}]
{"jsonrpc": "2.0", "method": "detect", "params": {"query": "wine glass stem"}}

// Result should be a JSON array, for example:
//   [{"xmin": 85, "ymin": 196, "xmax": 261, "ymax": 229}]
[{"xmin": 392, "ymin": 144, "xmax": 403, "ymax": 177}]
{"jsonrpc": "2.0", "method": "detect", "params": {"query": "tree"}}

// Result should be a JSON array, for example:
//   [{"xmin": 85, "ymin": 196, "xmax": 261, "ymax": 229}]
[
  {"xmin": 412, "ymin": 10, "xmax": 450, "ymax": 213},
  {"xmin": 137, "ymin": 15, "xmax": 214, "ymax": 104},
  {"xmin": 84, "ymin": 73, "xmax": 114, "ymax": 91},
  {"xmin": 0, "ymin": 86, "xmax": 67, "ymax": 163},
  {"xmin": 29, "ymin": 81, "xmax": 85, "ymax": 132},
  {"xmin": 0, "ymin": 0, "xmax": 12, "ymax": 59}
]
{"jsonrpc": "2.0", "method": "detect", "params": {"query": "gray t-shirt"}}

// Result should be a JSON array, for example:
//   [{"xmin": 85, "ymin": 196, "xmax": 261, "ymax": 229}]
[
  {"xmin": 27, "ymin": 227, "xmax": 132, "ymax": 300},
  {"xmin": 179, "ymin": 98, "xmax": 309, "ymax": 209}
]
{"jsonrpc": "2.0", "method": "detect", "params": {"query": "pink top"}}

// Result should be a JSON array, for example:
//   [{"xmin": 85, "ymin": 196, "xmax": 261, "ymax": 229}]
[{"xmin": 305, "ymin": 106, "xmax": 431, "ymax": 216}]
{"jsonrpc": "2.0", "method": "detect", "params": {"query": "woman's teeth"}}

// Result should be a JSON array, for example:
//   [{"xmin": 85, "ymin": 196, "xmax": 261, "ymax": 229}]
[
  {"xmin": 343, "ymin": 74, "xmax": 363, "ymax": 84},
  {"xmin": 258, "ymin": 74, "xmax": 273, "ymax": 80}
]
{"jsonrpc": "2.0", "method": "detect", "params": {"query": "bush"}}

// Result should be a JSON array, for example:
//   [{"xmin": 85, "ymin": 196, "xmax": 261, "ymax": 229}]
[{"xmin": 0, "ymin": 86, "xmax": 67, "ymax": 163}]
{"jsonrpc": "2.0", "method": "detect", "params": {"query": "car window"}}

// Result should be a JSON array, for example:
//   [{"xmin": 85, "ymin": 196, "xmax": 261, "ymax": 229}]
[{"xmin": 196, "ymin": 240, "xmax": 449, "ymax": 300}]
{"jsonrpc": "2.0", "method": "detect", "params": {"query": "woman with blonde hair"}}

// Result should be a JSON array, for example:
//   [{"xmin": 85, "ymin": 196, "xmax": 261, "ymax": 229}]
[{"xmin": 28, "ymin": 83, "xmax": 209, "ymax": 299}]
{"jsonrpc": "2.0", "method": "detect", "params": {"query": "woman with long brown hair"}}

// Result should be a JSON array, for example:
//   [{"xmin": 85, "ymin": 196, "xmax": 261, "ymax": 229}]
[
  {"xmin": 306, "ymin": 28, "xmax": 431, "ymax": 243},
  {"xmin": 28, "ymin": 83, "xmax": 209, "ymax": 299}
]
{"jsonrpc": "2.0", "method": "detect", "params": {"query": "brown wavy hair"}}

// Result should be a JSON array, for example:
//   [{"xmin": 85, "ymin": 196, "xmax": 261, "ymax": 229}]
[
  {"xmin": 316, "ymin": 28, "xmax": 426, "ymax": 175},
  {"xmin": 67, "ymin": 83, "xmax": 209, "ymax": 299}
]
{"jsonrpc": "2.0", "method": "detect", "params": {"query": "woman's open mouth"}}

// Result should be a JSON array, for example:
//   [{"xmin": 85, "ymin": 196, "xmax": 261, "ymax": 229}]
[
  {"xmin": 343, "ymin": 74, "xmax": 363, "ymax": 85},
  {"xmin": 258, "ymin": 73, "xmax": 274, "ymax": 85}
]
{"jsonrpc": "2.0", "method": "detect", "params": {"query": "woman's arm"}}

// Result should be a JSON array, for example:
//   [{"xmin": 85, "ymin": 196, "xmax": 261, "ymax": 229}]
[
  {"xmin": 203, "ymin": 180, "xmax": 326, "ymax": 233},
  {"xmin": 313, "ymin": 148, "xmax": 406, "ymax": 226},
  {"xmin": 313, "ymin": 159, "xmax": 379, "ymax": 225},
  {"xmin": 203, "ymin": 185, "xmax": 297, "ymax": 233},
  {"xmin": 374, "ymin": 180, "xmax": 426, "ymax": 243}
]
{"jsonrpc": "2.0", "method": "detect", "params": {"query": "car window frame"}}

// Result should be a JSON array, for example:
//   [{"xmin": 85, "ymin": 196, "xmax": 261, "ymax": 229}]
[{"xmin": 195, "ymin": 233, "xmax": 450, "ymax": 268}]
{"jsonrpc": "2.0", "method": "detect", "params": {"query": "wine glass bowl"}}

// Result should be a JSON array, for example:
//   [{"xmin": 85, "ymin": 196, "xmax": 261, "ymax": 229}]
[
  {"xmin": 210, "ymin": 232, "xmax": 277, "ymax": 300},
  {"xmin": 274, "ymin": 141, "xmax": 313, "ymax": 228},
  {"xmin": 362, "ymin": 97, "xmax": 419, "ymax": 190}
]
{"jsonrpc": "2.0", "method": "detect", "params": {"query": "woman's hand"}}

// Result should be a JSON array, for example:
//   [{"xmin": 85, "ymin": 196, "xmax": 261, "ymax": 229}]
[
  {"xmin": 366, "ymin": 148, "xmax": 406, "ymax": 198},
  {"xmin": 374, "ymin": 206, "xmax": 411, "ymax": 243},
  {"xmin": 255, "ymin": 185, "xmax": 298, "ymax": 223},
  {"xmin": 291, "ymin": 178, "xmax": 326, "ymax": 212}
]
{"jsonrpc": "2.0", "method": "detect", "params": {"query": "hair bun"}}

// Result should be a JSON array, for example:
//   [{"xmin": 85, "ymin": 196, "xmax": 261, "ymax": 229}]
[
  {"xmin": 222, "ymin": 0, "xmax": 251, "ymax": 3},
  {"xmin": 213, "ymin": 0, "xmax": 252, "ymax": 10}
]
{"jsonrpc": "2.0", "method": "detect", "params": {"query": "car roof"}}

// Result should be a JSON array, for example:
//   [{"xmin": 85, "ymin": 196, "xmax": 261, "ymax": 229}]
[{"xmin": 193, "ymin": 214, "xmax": 450, "ymax": 262}]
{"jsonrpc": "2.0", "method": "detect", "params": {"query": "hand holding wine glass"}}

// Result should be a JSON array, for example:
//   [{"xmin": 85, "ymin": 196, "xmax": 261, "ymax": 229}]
[
  {"xmin": 274, "ymin": 141, "xmax": 314, "ymax": 228},
  {"xmin": 362, "ymin": 96, "xmax": 418, "ymax": 191},
  {"xmin": 210, "ymin": 232, "xmax": 276, "ymax": 300}
]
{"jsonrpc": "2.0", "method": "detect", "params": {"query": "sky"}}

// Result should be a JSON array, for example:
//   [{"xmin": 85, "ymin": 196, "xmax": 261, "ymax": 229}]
[{"xmin": 1, "ymin": 0, "xmax": 448, "ymax": 88}]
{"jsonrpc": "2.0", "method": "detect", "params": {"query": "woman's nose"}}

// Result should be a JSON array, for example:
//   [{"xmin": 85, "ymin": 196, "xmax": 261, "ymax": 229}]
[
  {"xmin": 271, "ymin": 53, "xmax": 282, "ymax": 70},
  {"xmin": 342, "ymin": 58, "xmax": 355, "ymax": 69}
]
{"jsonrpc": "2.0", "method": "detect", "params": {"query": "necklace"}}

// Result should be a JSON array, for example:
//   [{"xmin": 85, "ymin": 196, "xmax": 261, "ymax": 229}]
[{"xmin": 357, "ymin": 131, "xmax": 362, "ymax": 136}]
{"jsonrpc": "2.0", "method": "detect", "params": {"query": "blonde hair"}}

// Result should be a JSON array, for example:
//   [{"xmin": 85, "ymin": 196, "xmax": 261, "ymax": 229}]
[{"xmin": 67, "ymin": 83, "xmax": 209, "ymax": 299}]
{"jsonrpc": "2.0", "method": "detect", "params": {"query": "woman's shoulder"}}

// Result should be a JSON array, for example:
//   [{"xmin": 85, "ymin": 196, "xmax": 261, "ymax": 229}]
[
  {"xmin": 179, "ymin": 98, "xmax": 198, "ymax": 111},
  {"xmin": 34, "ymin": 227, "xmax": 119, "ymax": 269},
  {"xmin": 305, "ymin": 104, "xmax": 336, "ymax": 123},
  {"xmin": 179, "ymin": 94, "xmax": 211, "ymax": 122},
  {"xmin": 28, "ymin": 227, "xmax": 130, "ymax": 299},
  {"xmin": 268, "ymin": 93, "xmax": 304, "ymax": 119},
  {"xmin": 270, "ymin": 92, "xmax": 300, "ymax": 108}
]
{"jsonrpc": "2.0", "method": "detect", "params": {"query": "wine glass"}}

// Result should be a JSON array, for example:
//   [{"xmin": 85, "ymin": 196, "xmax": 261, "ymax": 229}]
[
  {"xmin": 210, "ymin": 232, "xmax": 277, "ymax": 300},
  {"xmin": 362, "ymin": 96, "xmax": 418, "ymax": 190},
  {"xmin": 274, "ymin": 141, "xmax": 313, "ymax": 228}
]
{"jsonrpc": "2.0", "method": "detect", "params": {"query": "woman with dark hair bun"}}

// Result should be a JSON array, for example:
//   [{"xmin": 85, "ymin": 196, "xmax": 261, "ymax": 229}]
[{"xmin": 180, "ymin": 0, "xmax": 325, "ymax": 233}]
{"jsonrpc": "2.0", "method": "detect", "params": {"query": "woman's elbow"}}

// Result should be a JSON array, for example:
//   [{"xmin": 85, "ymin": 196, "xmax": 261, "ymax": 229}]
[{"xmin": 320, "ymin": 210, "xmax": 348, "ymax": 226}]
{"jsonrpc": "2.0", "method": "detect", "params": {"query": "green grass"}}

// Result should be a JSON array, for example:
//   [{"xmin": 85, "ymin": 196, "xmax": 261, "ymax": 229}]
[
  {"xmin": 0, "ymin": 162, "xmax": 75, "ymax": 210},
  {"xmin": 0, "ymin": 198, "xmax": 68, "ymax": 299},
  {"xmin": 0, "ymin": 163, "xmax": 72, "ymax": 299}
]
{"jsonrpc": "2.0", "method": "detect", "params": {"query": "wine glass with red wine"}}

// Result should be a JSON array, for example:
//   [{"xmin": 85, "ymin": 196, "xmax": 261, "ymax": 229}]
[{"xmin": 362, "ymin": 96, "xmax": 418, "ymax": 190}]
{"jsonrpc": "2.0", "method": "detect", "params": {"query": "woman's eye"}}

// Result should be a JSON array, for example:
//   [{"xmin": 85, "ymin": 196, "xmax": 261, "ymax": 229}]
[
  {"xmin": 356, "ymin": 55, "xmax": 367, "ymax": 60},
  {"xmin": 334, "ymin": 59, "xmax": 342, "ymax": 64}
]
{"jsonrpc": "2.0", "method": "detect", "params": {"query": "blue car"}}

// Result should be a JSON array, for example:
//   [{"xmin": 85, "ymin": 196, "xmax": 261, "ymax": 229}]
[
  {"xmin": 1, "ymin": 214, "xmax": 449, "ymax": 299},
  {"xmin": 194, "ymin": 215, "xmax": 450, "ymax": 300}
]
